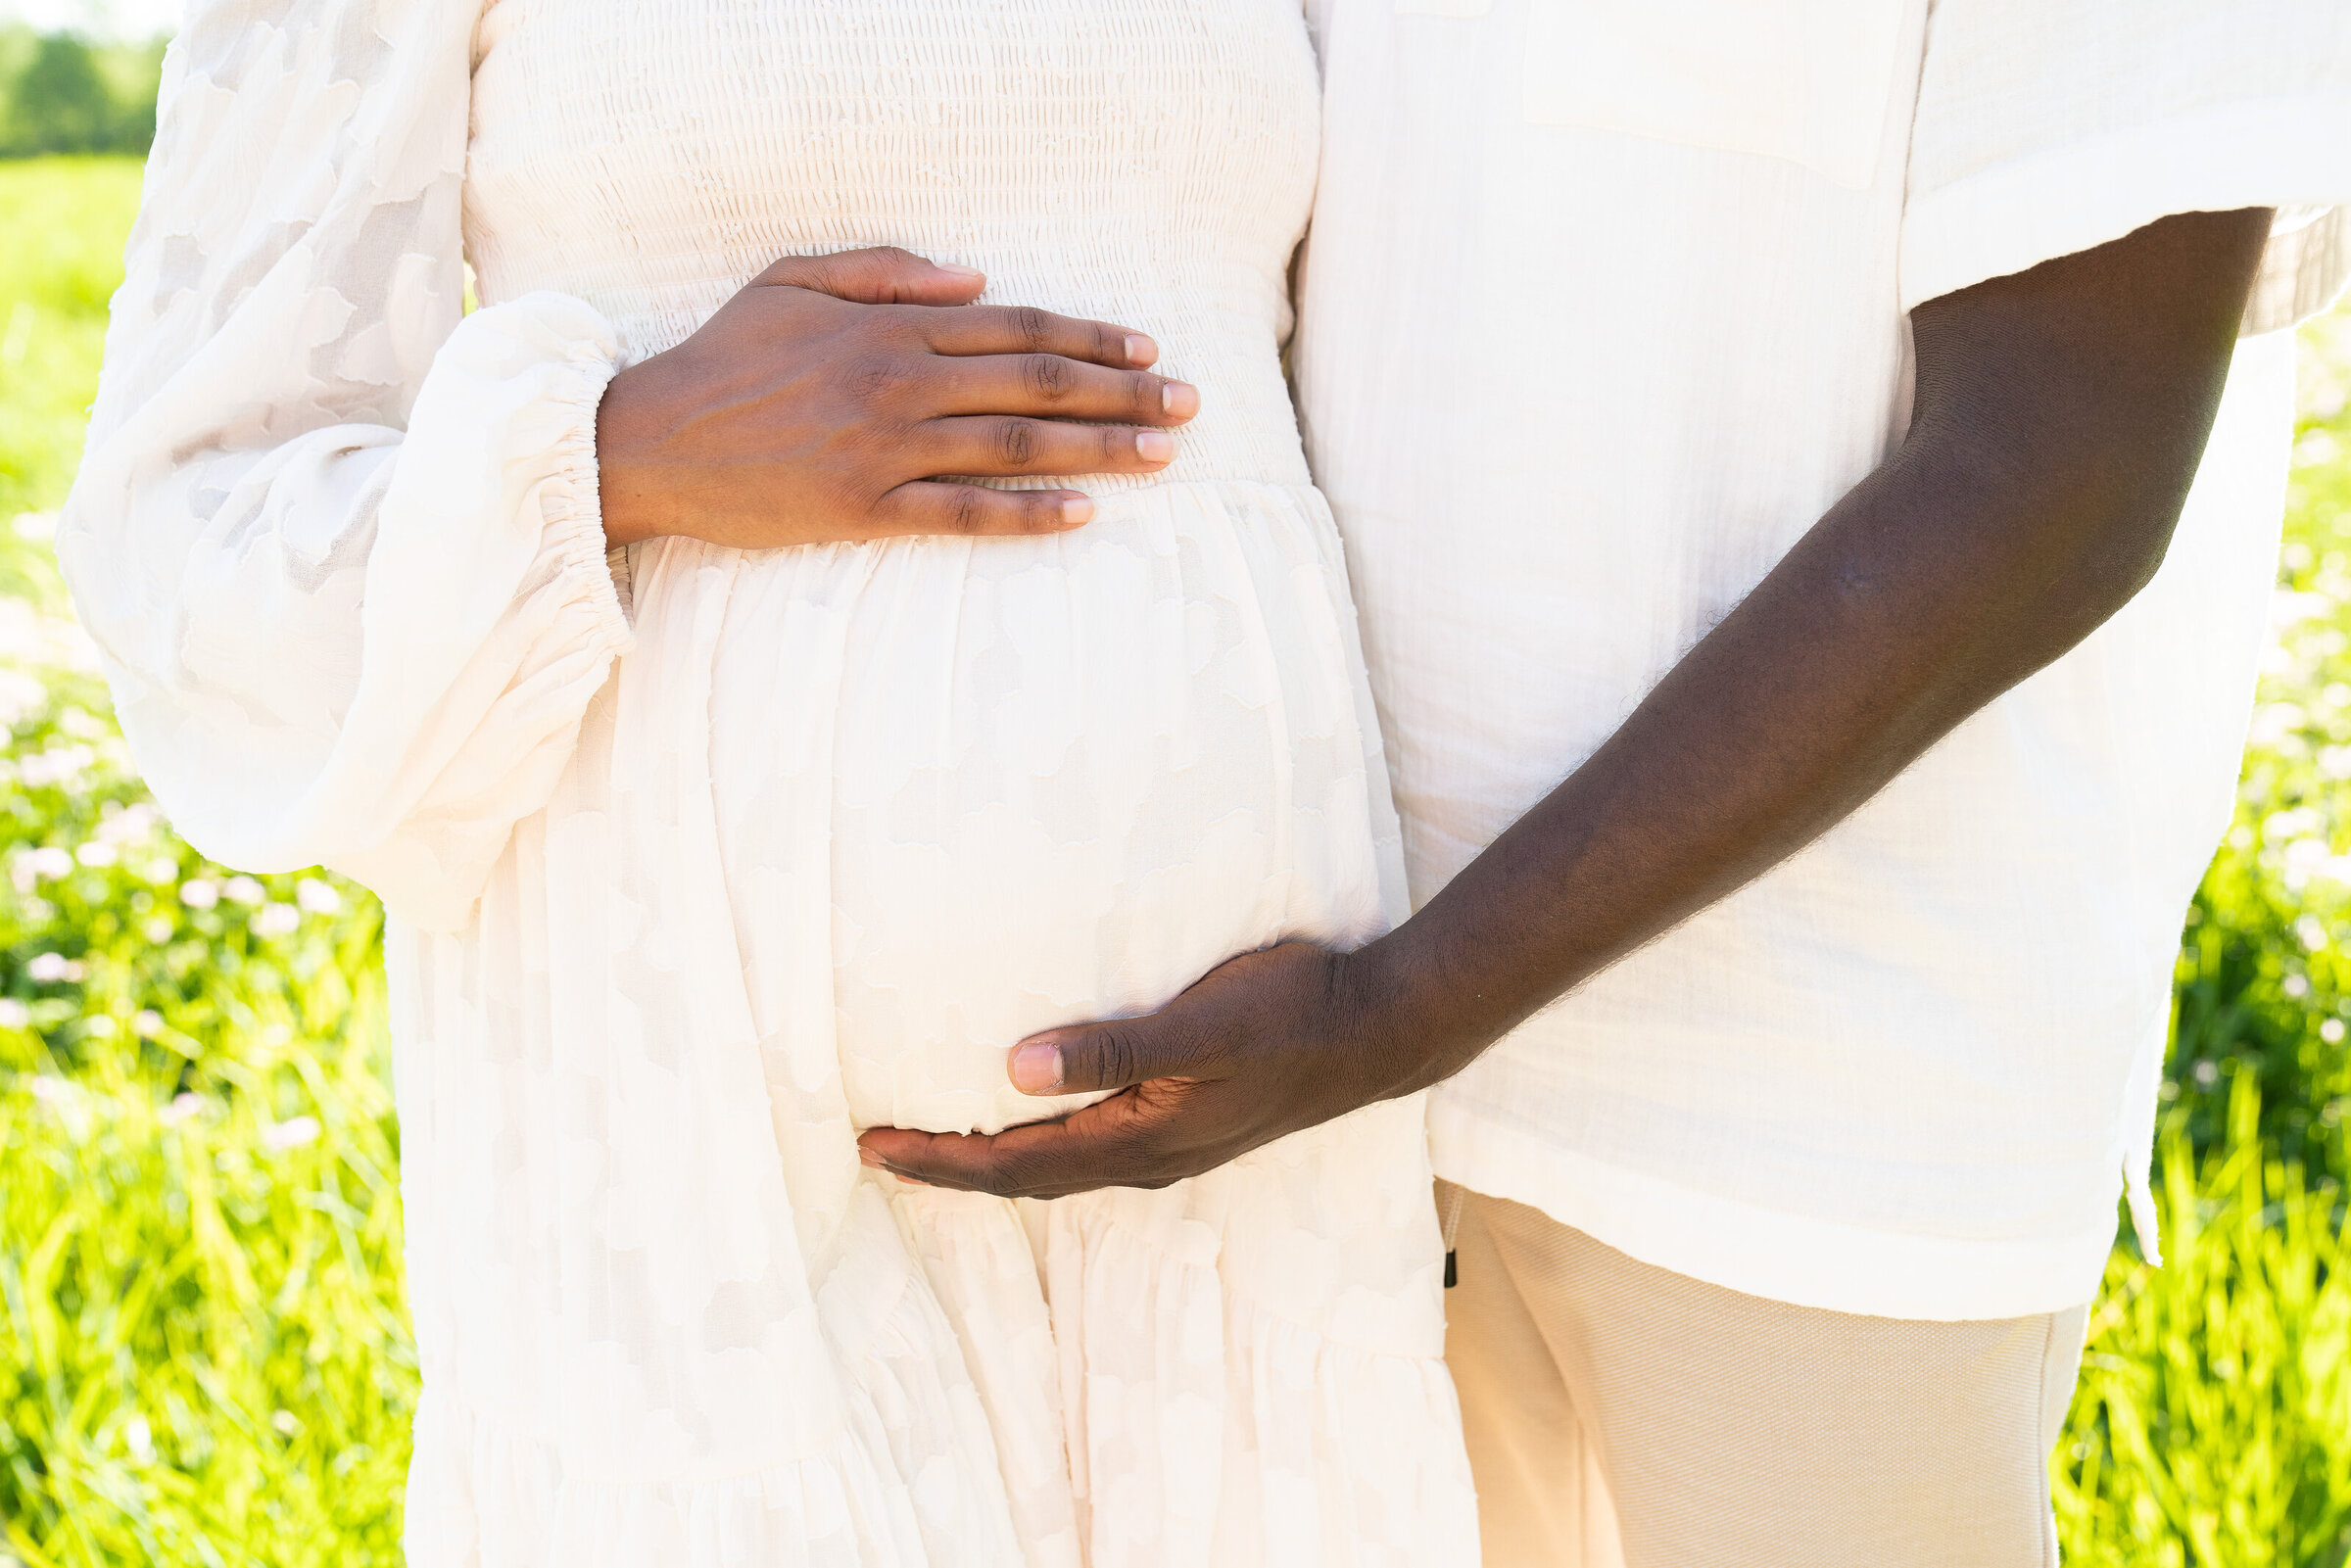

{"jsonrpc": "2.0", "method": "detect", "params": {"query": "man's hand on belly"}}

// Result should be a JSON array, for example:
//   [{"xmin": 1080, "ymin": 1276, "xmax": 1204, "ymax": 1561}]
[
  {"xmin": 855, "ymin": 207, "xmax": 2275, "ymax": 1200},
  {"xmin": 596, "ymin": 246, "xmax": 1201, "ymax": 549},
  {"xmin": 855, "ymin": 939, "xmax": 1427, "ymax": 1196}
]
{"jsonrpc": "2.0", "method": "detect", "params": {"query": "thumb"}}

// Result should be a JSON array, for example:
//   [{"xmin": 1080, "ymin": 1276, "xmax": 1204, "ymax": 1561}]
[
  {"xmin": 754, "ymin": 245, "xmax": 985, "ymax": 306},
  {"xmin": 1009, "ymin": 1013, "xmax": 1209, "ymax": 1096}
]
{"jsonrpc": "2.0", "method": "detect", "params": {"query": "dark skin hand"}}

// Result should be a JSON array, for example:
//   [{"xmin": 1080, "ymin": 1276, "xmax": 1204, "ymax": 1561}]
[
  {"xmin": 856, "ymin": 206, "xmax": 2277, "ymax": 1199},
  {"xmin": 597, "ymin": 246, "xmax": 1201, "ymax": 548}
]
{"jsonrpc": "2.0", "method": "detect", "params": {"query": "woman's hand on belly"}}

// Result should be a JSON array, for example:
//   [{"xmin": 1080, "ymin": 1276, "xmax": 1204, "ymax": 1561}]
[{"xmin": 596, "ymin": 247, "xmax": 1200, "ymax": 548}]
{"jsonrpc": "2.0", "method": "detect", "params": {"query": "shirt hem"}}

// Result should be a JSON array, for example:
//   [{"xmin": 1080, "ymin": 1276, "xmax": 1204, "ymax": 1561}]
[{"xmin": 1427, "ymin": 1102, "xmax": 2117, "ymax": 1322}]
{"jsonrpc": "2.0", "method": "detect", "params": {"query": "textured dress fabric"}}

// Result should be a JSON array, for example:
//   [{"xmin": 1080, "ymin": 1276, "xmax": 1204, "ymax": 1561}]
[{"xmin": 60, "ymin": 2, "xmax": 1477, "ymax": 1564}]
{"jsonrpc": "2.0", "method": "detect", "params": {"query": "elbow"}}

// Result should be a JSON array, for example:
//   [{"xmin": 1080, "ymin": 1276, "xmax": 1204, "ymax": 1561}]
[
  {"xmin": 1937, "ymin": 403, "xmax": 2199, "ymax": 629},
  {"xmin": 2008, "ymin": 468, "xmax": 2192, "ymax": 657},
  {"xmin": 2089, "ymin": 496, "xmax": 2181, "ymax": 618},
  {"xmin": 2072, "ymin": 434, "xmax": 2205, "ymax": 616}
]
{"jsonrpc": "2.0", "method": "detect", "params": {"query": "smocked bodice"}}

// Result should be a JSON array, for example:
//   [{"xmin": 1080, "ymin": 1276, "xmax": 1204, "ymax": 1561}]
[{"xmin": 463, "ymin": 0, "xmax": 1321, "ymax": 490}]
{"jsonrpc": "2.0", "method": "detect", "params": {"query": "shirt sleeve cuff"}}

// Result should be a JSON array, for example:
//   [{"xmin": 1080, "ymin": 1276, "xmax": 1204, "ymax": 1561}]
[
  {"xmin": 1899, "ymin": 91, "xmax": 2351, "ymax": 332},
  {"xmin": 538, "ymin": 349, "xmax": 637, "ymax": 651}
]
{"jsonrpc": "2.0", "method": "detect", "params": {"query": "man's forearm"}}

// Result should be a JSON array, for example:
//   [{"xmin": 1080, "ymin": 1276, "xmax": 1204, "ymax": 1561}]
[
  {"xmin": 1358, "ymin": 208, "xmax": 2276, "ymax": 1088},
  {"xmin": 852, "ymin": 208, "xmax": 2277, "ymax": 1201}
]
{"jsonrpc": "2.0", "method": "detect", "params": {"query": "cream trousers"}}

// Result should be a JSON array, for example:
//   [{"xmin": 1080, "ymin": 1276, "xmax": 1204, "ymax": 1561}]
[{"xmin": 1439, "ymin": 1182, "xmax": 2090, "ymax": 1568}]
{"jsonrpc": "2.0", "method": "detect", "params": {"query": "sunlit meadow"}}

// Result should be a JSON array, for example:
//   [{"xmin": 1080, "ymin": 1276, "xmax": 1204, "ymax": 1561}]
[{"xmin": 0, "ymin": 157, "xmax": 2345, "ymax": 1566}]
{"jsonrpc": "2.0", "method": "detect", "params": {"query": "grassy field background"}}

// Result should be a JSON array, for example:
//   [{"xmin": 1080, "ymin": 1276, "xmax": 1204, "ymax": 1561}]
[{"xmin": 1, "ymin": 155, "xmax": 2349, "ymax": 1566}]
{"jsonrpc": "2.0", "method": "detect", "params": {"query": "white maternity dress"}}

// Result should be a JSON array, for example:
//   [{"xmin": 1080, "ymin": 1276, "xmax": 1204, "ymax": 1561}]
[{"xmin": 61, "ymin": 1, "xmax": 1475, "ymax": 1564}]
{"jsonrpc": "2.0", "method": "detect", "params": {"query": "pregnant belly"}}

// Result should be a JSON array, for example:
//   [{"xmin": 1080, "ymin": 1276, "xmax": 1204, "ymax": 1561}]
[{"xmin": 679, "ymin": 480, "xmax": 1400, "ymax": 1135}]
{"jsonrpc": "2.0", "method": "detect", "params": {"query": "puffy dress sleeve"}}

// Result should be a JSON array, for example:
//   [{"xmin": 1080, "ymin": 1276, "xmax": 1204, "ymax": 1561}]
[{"xmin": 59, "ymin": 0, "xmax": 632, "ymax": 933}]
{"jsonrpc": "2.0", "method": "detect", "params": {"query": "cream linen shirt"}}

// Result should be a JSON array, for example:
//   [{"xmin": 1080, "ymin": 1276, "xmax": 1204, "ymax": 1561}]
[{"xmin": 1296, "ymin": 0, "xmax": 2351, "ymax": 1319}]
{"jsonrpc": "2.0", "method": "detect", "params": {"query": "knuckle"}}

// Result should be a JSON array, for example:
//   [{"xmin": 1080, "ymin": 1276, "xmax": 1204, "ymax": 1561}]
[
  {"xmin": 1025, "ymin": 353, "xmax": 1072, "ymax": 400},
  {"xmin": 1020, "ymin": 493, "xmax": 1062, "ymax": 535},
  {"xmin": 1132, "ymin": 371, "xmax": 1161, "ymax": 416},
  {"xmin": 753, "ymin": 250, "xmax": 810, "ymax": 282},
  {"xmin": 1006, "ymin": 494, "xmax": 1053, "ymax": 536},
  {"xmin": 1010, "ymin": 306, "xmax": 1054, "ymax": 351},
  {"xmin": 1091, "ymin": 1026, "xmax": 1144, "ymax": 1088},
  {"xmin": 946, "ymin": 488, "xmax": 987, "ymax": 536},
  {"xmin": 994, "ymin": 417, "xmax": 1039, "ymax": 467},
  {"xmin": 846, "ymin": 352, "xmax": 908, "ymax": 404}
]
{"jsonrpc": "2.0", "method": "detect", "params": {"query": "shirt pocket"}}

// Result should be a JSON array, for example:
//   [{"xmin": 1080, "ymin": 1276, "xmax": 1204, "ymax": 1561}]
[{"xmin": 1521, "ymin": 0, "xmax": 1907, "ymax": 191}]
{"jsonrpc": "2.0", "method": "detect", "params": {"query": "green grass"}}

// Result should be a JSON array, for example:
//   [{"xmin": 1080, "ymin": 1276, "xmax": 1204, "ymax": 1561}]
[
  {"xmin": 2058, "ymin": 1079, "xmax": 2351, "ymax": 1565},
  {"xmin": 0, "ymin": 154, "xmax": 144, "ymax": 605},
  {"xmin": 0, "ymin": 157, "xmax": 416, "ymax": 1564},
  {"xmin": 2043, "ymin": 294, "xmax": 2351, "ymax": 1568},
  {"xmin": 0, "ymin": 154, "xmax": 2347, "ymax": 1566}
]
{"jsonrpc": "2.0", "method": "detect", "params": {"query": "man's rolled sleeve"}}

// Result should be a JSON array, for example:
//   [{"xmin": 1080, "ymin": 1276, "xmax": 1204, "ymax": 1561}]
[{"xmin": 1899, "ymin": 0, "xmax": 2351, "ymax": 333}]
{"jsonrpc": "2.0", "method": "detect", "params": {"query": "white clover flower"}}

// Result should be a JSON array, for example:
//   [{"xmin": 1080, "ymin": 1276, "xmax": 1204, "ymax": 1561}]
[
  {"xmin": 295, "ymin": 878, "xmax": 343, "ymax": 915},
  {"xmin": 26, "ymin": 845, "xmax": 72, "ymax": 880},
  {"xmin": 178, "ymin": 879, "xmax": 218, "ymax": 910},
  {"xmin": 19, "ymin": 743, "xmax": 95, "ymax": 788},
  {"xmin": 2251, "ymin": 705, "xmax": 2311, "ymax": 746},
  {"xmin": 262, "ymin": 1116, "xmax": 320, "ymax": 1152},
  {"xmin": 2324, "ymin": 1019, "xmax": 2347, "ymax": 1045},
  {"xmin": 132, "ymin": 1010, "xmax": 164, "ymax": 1037},
  {"xmin": 2285, "ymin": 836, "xmax": 2332, "ymax": 869},
  {"xmin": 74, "ymin": 841, "xmax": 117, "ymax": 868},
  {"xmin": 221, "ymin": 876, "xmax": 265, "ymax": 906},
  {"xmin": 81, "ymin": 1015, "xmax": 118, "ymax": 1038},
  {"xmin": 158, "ymin": 1092, "xmax": 203, "ymax": 1126},
  {"xmin": 123, "ymin": 1415, "xmax": 156, "ymax": 1467},
  {"xmin": 0, "ymin": 998, "xmax": 28, "ymax": 1028},
  {"xmin": 0, "ymin": 669, "xmax": 43, "ymax": 729},
  {"xmin": 142, "ymin": 917, "xmax": 174, "ymax": 944},
  {"xmin": 251, "ymin": 903, "xmax": 301, "ymax": 938},
  {"xmin": 25, "ymin": 952, "xmax": 73, "ymax": 982},
  {"xmin": 141, "ymin": 856, "xmax": 178, "ymax": 883},
  {"xmin": 2266, "ymin": 807, "xmax": 2322, "ymax": 840},
  {"xmin": 96, "ymin": 803, "xmax": 159, "ymax": 844}
]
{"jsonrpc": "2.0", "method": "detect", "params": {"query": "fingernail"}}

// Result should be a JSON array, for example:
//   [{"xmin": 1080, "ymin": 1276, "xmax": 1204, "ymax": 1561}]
[
  {"xmin": 1060, "ymin": 496, "xmax": 1095, "ymax": 526},
  {"xmin": 1135, "ymin": 430, "xmax": 1176, "ymax": 463},
  {"xmin": 1010, "ymin": 1041, "xmax": 1063, "ymax": 1094},
  {"xmin": 1161, "ymin": 381, "xmax": 1199, "ymax": 419},
  {"xmin": 858, "ymin": 1145, "xmax": 884, "ymax": 1168},
  {"xmin": 1125, "ymin": 333, "xmax": 1158, "ymax": 366},
  {"xmin": 936, "ymin": 262, "xmax": 984, "ymax": 280}
]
